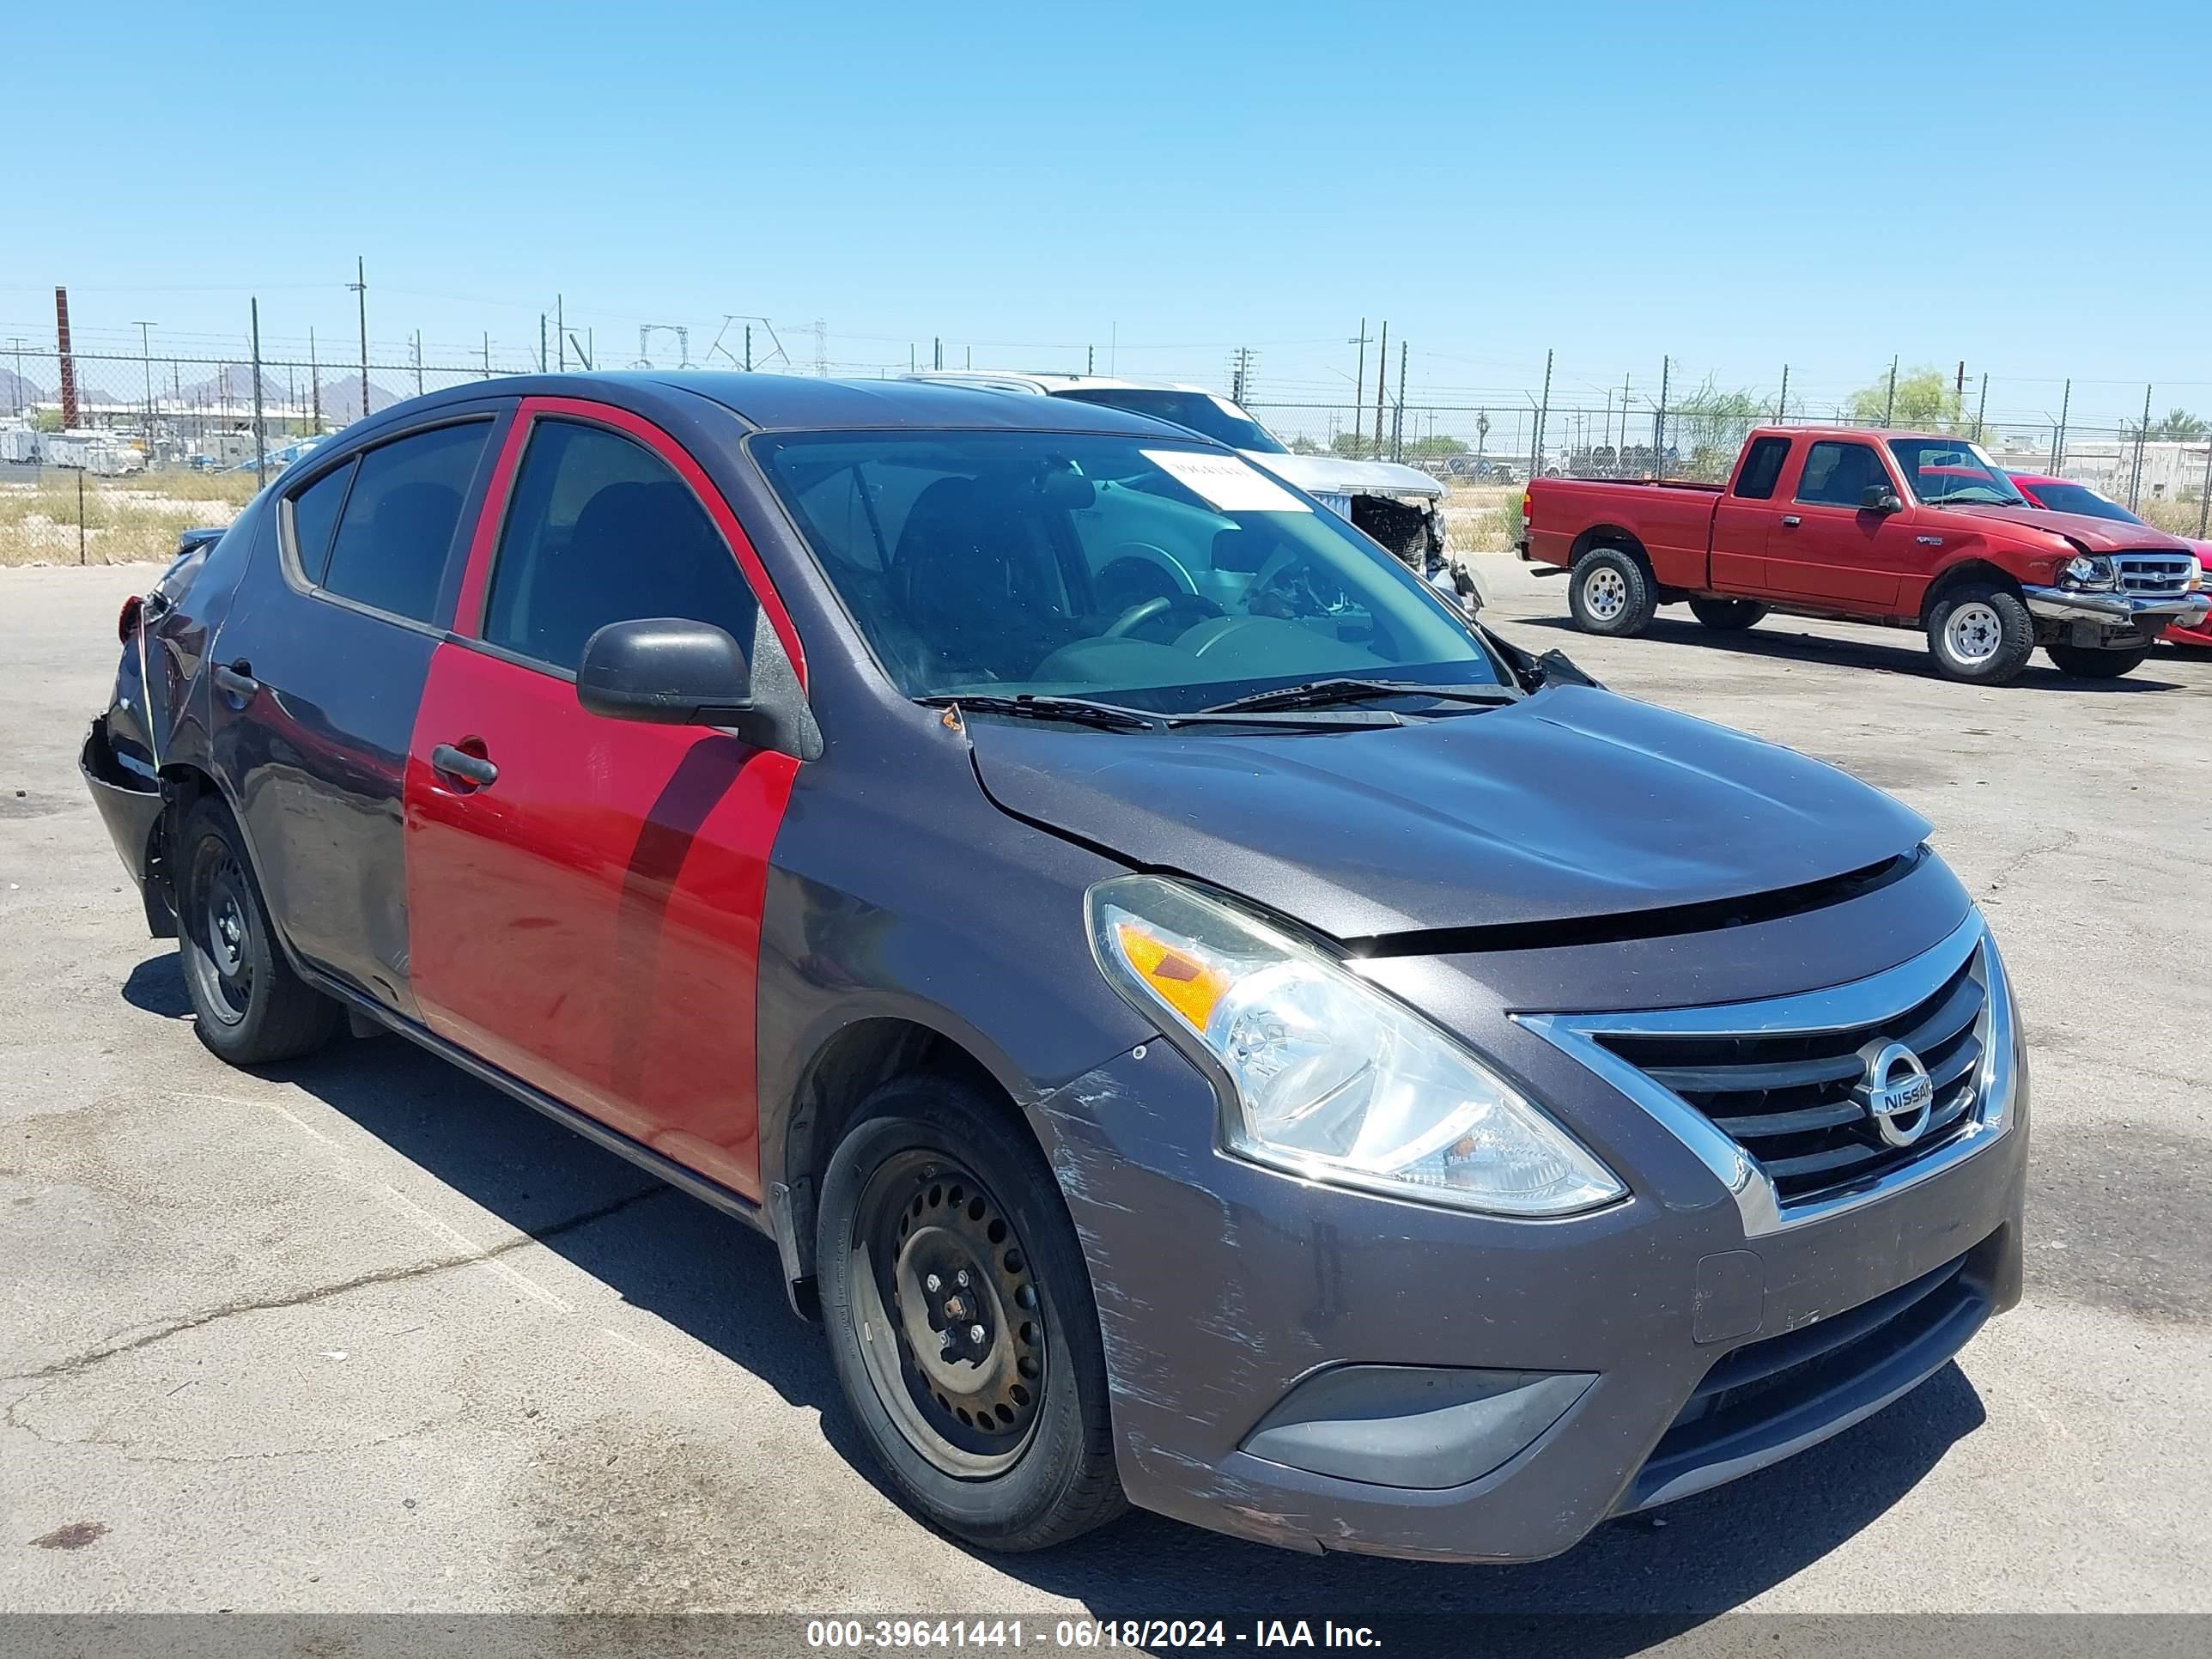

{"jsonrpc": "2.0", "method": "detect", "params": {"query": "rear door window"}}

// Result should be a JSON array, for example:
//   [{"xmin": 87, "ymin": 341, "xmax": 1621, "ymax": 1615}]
[
  {"xmin": 1732, "ymin": 436, "xmax": 1790, "ymax": 500},
  {"xmin": 284, "ymin": 459, "xmax": 355, "ymax": 584},
  {"xmin": 319, "ymin": 422, "xmax": 491, "ymax": 624},
  {"xmin": 1795, "ymin": 441, "xmax": 1886, "ymax": 507},
  {"xmin": 482, "ymin": 418, "xmax": 759, "ymax": 674}
]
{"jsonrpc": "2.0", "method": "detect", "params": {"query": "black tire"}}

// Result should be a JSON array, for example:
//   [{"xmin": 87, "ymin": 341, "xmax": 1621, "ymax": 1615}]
[
  {"xmin": 1568, "ymin": 545, "xmax": 1656, "ymax": 636},
  {"xmin": 1924, "ymin": 581, "xmax": 2036, "ymax": 685},
  {"xmin": 817, "ymin": 1073, "xmax": 1125, "ymax": 1553},
  {"xmin": 176, "ymin": 797, "xmax": 341, "ymax": 1066},
  {"xmin": 2045, "ymin": 641, "xmax": 2153, "ymax": 679},
  {"xmin": 1687, "ymin": 596, "xmax": 1769, "ymax": 632}
]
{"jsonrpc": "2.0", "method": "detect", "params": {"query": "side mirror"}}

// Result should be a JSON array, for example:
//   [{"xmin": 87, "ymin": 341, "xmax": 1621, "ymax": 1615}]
[
  {"xmin": 1861, "ymin": 485, "xmax": 1904, "ymax": 514},
  {"xmin": 578, "ymin": 617, "xmax": 756, "ymax": 725},
  {"xmin": 577, "ymin": 616, "xmax": 823, "ymax": 760}
]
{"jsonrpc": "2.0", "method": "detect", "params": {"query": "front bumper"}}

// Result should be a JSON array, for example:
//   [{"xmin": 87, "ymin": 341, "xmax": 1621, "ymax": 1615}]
[
  {"xmin": 1032, "ymin": 922, "xmax": 2027, "ymax": 1564},
  {"xmin": 2022, "ymin": 586, "xmax": 2209, "ymax": 629}
]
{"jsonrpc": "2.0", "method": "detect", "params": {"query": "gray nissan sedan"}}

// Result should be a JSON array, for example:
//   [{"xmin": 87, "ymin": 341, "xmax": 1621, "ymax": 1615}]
[{"xmin": 82, "ymin": 372, "xmax": 2026, "ymax": 1562}]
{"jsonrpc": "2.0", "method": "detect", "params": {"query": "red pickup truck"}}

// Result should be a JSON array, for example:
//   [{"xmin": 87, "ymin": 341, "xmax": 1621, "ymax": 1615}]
[{"xmin": 1519, "ymin": 426, "xmax": 2209, "ymax": 684}]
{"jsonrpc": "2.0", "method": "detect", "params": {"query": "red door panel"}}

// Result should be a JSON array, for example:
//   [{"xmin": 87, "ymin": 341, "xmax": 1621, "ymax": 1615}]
[{"xmin": 404, "ymin": 643, "xmax": 799, "ymax": 1199}]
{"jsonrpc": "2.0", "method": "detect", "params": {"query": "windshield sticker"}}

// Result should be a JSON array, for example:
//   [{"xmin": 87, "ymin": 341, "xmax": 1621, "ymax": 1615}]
[{"xmin": 1143, "ymin": 449, "xmax": 1311, "ymax": 514}]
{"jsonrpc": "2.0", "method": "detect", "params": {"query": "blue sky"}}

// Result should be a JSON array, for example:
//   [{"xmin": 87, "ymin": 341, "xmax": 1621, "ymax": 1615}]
[{"xmin": 9, "ymin": 0, "xmax": 2209, "ymax": 428}]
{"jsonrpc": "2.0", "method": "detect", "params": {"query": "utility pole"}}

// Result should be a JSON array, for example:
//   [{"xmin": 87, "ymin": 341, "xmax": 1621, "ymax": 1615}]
[
  {"xmin": 1372, "ymin": 321, "xmax": 1388, "ymax": 457},
  {"xmin": 1230, "ymin": 345, "xmax": 1256, "ymax": 404},
  {"xmin": 2130, "ymin": 382, "xmax": 2153, "ymax": 510},
  {"xmin": 1349, "ymin": 319, "xmax": 1370, "ymax": 454},
  {"xmin": 538, "ymin": 314, "xmax": 547, "ymax": 373},
  {"xmin": 54, "ymin": 287, "xmax": 79, "ymax": 429},
  {"xmin": 1392, "ymin": 338, "xmax": 1407, "ymax": 463},
  {"xmin": 412, "ymin": 331, "xmax": 424, "ymax": 396},
  {"xmin": 133, "ymin": 320, "xmax": 157, "ymax": 460},
  {"xmin": 483, "ymin": 332, "xmax": 492, "ymax": 377},
  {"xmin": 1086, "ymin": 344, "xmax": 1094, "ymax": 375},
  {"xmin": 1974, "ymin": 374, "xmax": 1989, "ymax": 444},
  {"xmin": 1655, "ymin": 356, "xmax": 1671, "ymax": 475},
  {"xmin": 2197, "ymin": 438, "xmax": 2211, "ymax": 538},
  {"xmin": 2052, "ymin": 378, "xmax": 2070, "ymax": 472},
  {"xmin": 1531, "ymin": 347, "xmax": 1554, "ymax": 480},
  {"xmin": 933, "ymin": 337, "xmax": 943, "ymax": 371},
  {"xmin": 1777, "ymin": 363, "xmax": 1790, "ymax": 424},
  {"xmin": 350, "ymin": 257, "xmax": 368, "ymax": 424},
  {"xmin": 744, "ymin": 326, "xmax": 752, "ymax": 373},
  {"xmin": 309, "ymin": 328, "xmax": 322, "ymax": 433},
  {"xmin": 1881, "ymin": 355, "xmax": 1898, "ymax": 428},
  {"xmin": 7, "ymin": 338, "xmax": 21, "ymax": 417},
  {"xmin": 250, "ymin": 297, "xmax": 267, "ymax": 487},
  {"xmin": 556, "ymin": 295, "xmax": 566, "ymax": 372}
]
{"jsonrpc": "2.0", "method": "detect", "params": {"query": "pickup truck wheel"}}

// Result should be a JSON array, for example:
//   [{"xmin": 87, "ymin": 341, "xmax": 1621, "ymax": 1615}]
[
  {"xmin": 1568, "ymin": 546, "xmax": 1656, "ymax": 636},
  {"xmin": 1687, "ymin": 597, "xmax": 1769, "ymax": 631},
  {"xmin": 1924, "ymin": 582, "xmax": 2034, "ymax": 684},
  {"xmin": 2045, "ymin": 640, "xmax": 2153, "ymax": 679},
  {"xmin": 177, "ymin": 798, "xmax": 342, "ymax": 1066},
  {"xmin": 817, "ymin": 1073, "xmax": 1125, "ymax": 1553}
]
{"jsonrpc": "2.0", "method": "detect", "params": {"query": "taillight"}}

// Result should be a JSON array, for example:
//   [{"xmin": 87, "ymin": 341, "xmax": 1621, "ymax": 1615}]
[
  {"xmin": 1521, "ymin": 491, "xmax": 1533, "ymax": 520},
  {"xmin": 118, "ymin": 595, "xmax": 143, "ymax": 644}
]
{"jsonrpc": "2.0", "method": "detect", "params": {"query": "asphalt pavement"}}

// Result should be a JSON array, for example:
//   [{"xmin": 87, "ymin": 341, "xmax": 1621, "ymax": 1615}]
[{"xmin": 3, "ymin": 558, "xmax": 2208, "ymax": 1634}]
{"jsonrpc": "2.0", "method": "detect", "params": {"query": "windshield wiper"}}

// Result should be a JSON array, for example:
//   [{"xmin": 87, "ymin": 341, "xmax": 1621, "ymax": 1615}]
[
  {"xmin": 920, "ymin": 694, "xmax": 1164, "ymax": 732},
  {"xmin": 921, "ymin": 692, "xmax": 1401, "ymax": 732},
  {"xmin": 1200, "ymin": 678, "xmax": 1521, "ymax": 714}
]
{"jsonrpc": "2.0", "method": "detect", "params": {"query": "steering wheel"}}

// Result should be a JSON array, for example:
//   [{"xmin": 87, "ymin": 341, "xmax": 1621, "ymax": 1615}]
[{"xmin": 1102, "ymin": 592, "xmax": 1223, "ymax": 639}]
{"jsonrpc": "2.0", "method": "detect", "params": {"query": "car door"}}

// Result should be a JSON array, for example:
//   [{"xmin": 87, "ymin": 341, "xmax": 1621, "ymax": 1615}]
[
  {"xmin": 1764, "ymin": 438, "xmax": 1919, "ymax": 609},
  {"xmin": 403, "ymin": 397, "xmax": 805, "ymax": 1200},
  {"xmin": 208, "ymin": 409, "xmax": 507, "ymax": 1017},
  {"xmin": 1710, "ymin": 434, "xmax": 1790, "ymax": 591}
]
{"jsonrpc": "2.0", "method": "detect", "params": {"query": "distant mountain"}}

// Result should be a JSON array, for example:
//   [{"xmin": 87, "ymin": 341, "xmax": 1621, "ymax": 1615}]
[
  {"xmin": 1, "ymin": 368, "xmax": 50, "ymax": 410},
  {"xmin": 315, "ymin": 373, "xmax": 407, "ymax": 423}
]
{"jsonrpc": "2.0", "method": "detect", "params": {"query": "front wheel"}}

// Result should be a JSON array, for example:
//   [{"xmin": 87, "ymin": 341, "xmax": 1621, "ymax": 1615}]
[
  {"xmin": 817, "ymin": 1075, "xmax": 1125, "ymax": 1553},
  {"xmin": 2045, "ymin": 640, "xmax": 2153, "ymax": 679},
  {"xmin": 1924, "ymin": 582, "xmax": 2036, "ymax": 684},
  {"xmin": 1567, "ymin": 545, "xmax": 1656, "ymax": 636}
]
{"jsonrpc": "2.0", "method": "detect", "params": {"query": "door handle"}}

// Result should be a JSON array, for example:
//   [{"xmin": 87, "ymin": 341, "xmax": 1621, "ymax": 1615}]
[
  {"xmin": 429, "ymin": 743, "xmax": 499, "ymax": 789},
  {"xmin": 1779, "ymin": 514, "xmax": 1802, "ymax": 527},
  {"xmin": 213, "ymin": 658, "xmax": 260, "ymax": 697}
]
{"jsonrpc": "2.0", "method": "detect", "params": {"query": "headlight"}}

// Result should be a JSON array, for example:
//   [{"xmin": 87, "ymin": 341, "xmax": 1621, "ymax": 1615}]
[
  {"xmin": 1086, "ymin": 875, "xmax": 1626, "ymax": 1217},
  {"xmin": 2061, "ymin": 553, "xmax": 2115, "ymax": 590}
]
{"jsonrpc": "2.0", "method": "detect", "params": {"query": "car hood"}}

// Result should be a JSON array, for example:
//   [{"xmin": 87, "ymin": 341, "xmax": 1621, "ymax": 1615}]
[
  {"xmin": 967, "ymin": 684, "xmax": 1929, "ymax": 941},
  {"xmin": 1942, "ymin": 502, "xmax": 2195, "ymax": 552},
  {"xmin": 1248, "ymin": 451, "xmax": 1447, "ymax": 501}
]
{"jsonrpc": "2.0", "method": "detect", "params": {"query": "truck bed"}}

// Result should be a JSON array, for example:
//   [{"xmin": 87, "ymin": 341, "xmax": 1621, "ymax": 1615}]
[{"xmin": 1522, "ymin": 475, "xmax": 1725, "ymax": 589}]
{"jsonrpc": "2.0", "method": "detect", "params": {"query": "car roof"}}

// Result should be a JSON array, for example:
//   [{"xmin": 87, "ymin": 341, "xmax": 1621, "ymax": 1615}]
[
  {"xmin": 334, "ymin": 370, "xmax": 1212, "ymax": 443},
  {"xmin": 901, "ymin": 369, "xmax": 1217, "ymax": 398}
]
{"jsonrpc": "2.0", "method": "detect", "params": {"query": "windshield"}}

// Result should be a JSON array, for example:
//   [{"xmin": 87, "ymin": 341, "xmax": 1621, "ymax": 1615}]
[
  {"xmin": 2014, "ymin": 478, "xmax": 2144, "ymax": 526},
  {"xmin": 753, "ymin": 430, "xmax": 1501, "ymax": 711},
  {"xmin": 1048, "ymin": 388, "xmax": 1290, "ymax": 455},
  {"xmin": 1887, "ymin": 438, "xmax": 2027, "ymax": 506}
]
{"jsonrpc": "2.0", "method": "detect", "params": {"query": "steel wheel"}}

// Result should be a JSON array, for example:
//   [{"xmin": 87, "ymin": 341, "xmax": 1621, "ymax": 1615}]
[
  {"xmin": 1943, "ymin": 601, "xmax": 2004, "ymax": 667},
  {"xmin": 848, "ymin": 1149, "xmax": 1046, "ymax": 1479},
  {"xmin": 1583, "ymin": 565, "xmax": 1628, "ymax": 622},
  {"xmin": 185, "ymin": 837, "xmax": 255, "ymax": 1026}
]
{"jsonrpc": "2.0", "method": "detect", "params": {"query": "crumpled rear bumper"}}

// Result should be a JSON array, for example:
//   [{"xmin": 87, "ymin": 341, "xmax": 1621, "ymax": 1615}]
[{"xmin": 80, "ymin": 724, "xmax": 174, "ymax": 938}]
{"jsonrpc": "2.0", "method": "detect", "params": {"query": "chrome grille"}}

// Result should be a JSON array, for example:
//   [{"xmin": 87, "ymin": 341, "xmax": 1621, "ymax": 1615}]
[
  {"xmin": 1593, "ymin": 957, "xmax": 1984, "ymax": 1204},
  {"xmin": 2115, "ymin": 551, "xmax": 2194, "ymax": 596}
]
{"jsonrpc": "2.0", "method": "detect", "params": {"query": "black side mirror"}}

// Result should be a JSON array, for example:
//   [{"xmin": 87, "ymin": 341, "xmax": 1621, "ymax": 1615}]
[
  {"xmin": 576, "ymin": 617, "xmax": 821, "ymax": 759},
  {"xmin": 1861, "ymin": 485, "xmax": 1904, "ymax": 514}
]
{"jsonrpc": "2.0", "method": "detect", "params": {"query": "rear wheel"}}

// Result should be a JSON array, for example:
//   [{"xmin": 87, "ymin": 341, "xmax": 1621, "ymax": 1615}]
[
  {"xmin": 1687, "ymin": 597, "xmax": 1769, "ymax": 632},
  {"xmin": 1568, "ymin": 545, "xmax": 1656, "ymax": 636},
  {"xmin": 177, "ymin": 798, "xmax": 341, "ymax": 1066},
  {"xmin": 817, "ymin": 1074, "xmax": 1124, "ymax": 1553},
  {"xmin": 1924, "ymin": 582, "xmax": 2035, "ymax": 684},
  {"xmin": 2045, "ymin": 640, "xmax": 2153, "ymax": 679}
]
